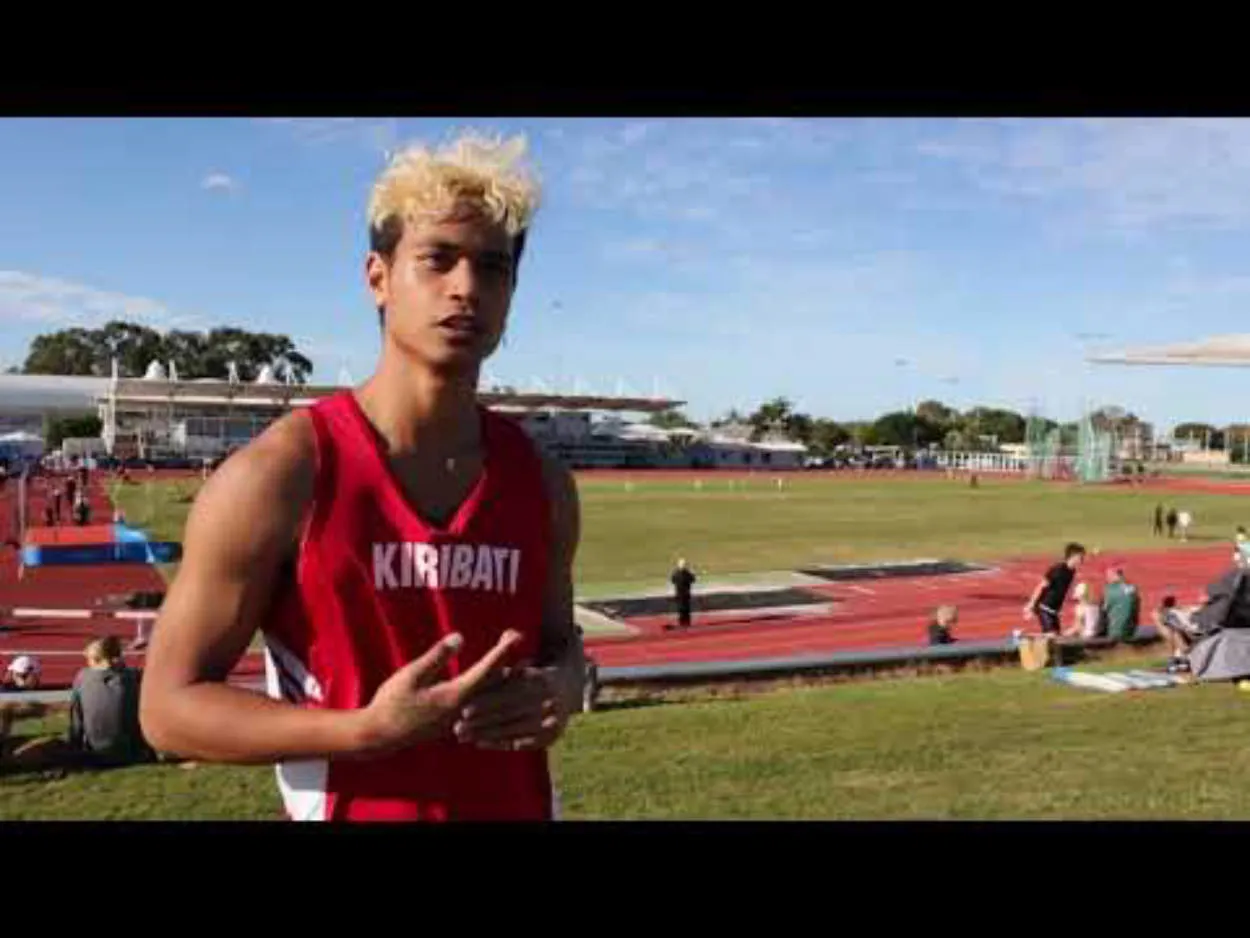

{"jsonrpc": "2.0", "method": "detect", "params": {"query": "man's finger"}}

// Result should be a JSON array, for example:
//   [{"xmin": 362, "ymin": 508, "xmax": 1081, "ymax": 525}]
[
  {"xmin": 476, "ymin": 733, "xmax": 554, "ymax": 752},
  {"xmin": 455, "ymin": 715, "xmax": 547, "ymax": 745},
  {"xmin": 459, "ymin": 681, "xmax": 548, "ymax": 723},
  {"xmin": 456, "ymin": 712, "xmax": 561, "ymax": 745},
  {"xmin": 399, "ymin": 633, "xmax": 464, "ymax": 689},
  {"xmin": 455, "ymin": 714, "xmax": 545, "ymax": 744},
  {"xmin": 449, "ymin": 630, "xmax": 522, "ymax": 701}
]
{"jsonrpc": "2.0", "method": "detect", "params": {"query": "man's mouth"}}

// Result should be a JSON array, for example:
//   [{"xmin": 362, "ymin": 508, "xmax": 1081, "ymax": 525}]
[{"xmin": 437, "ymin": 314, "xmax": 483, "ymax": 339}]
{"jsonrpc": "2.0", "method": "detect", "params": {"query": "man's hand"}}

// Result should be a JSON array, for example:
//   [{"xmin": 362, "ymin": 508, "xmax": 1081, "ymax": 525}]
[
  {"xmin": 453, "ymin": 664, "xmax": 572, "ymax": 752},
  {"xmin": 357, "ymin": 630, "xmax": 521, "ymax": 754}
]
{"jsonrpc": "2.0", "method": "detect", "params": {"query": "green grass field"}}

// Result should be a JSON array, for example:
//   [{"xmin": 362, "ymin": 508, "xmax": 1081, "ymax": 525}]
[
  {"xmin": 15, "ymin": 472, "xmax": 1233, "ymax": 820},
  {"xmin": 6, "ymin": 651, "xmax": 1250, "ymax": 819},
  {"xmin": 113, "ymin": 474, "xmax": 1250, "ymax": 598}
]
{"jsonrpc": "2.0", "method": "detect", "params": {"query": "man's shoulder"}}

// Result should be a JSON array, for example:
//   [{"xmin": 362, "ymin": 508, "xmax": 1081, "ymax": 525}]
[{"xmin": 203, "ymin": 413, "xmax": 316, "ymax": 504}]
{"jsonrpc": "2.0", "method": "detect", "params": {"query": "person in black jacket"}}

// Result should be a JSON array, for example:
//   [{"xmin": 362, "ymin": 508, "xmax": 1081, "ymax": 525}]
[
  {"xmin": 1023, "ymin": 542, "xmax": 1086, "ymax": 634},
  {"xmin": 670, "ymin": 558, "xmax": 697, "ymax": 630},
  {"xmin": 927, "ymin": 605, "xmax": 959, "ymax": 645}
]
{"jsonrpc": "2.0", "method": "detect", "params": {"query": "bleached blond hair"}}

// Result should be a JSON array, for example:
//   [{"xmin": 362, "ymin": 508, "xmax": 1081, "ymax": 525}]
[{"xmin": 367, "ymin": 130, "xmax": 541, "ymax": 251}]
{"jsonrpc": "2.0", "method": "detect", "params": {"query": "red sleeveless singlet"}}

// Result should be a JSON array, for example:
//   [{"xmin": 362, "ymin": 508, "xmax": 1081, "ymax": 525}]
[{"xmin": 261, "ymin": 390, "xmax": 554, "ymax": 821}]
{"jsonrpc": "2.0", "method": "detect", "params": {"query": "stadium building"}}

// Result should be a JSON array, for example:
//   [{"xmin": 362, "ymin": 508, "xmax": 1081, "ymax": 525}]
[{"xmin": 0, "ymin": 361, "xmax": 809, "ymax": 470}]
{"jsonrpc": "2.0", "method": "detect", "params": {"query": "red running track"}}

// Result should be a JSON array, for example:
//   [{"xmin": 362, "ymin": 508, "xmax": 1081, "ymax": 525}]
[
  {"xmin": 583, "ymin": 545, "xmax": 1243, "ymax": 669},
  {"xmin": 2, "ymin": 466, "xmax": 1245, "ymax": 688},
  {"xmin": 0, "ymin": 472, "xmax": 261, "ymax": 689}
]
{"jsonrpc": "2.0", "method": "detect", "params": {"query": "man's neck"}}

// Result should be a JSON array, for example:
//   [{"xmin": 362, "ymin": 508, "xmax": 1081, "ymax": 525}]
[{"xmin": 357, "ymin": 353, "xmax": 481, "ymax": 455}]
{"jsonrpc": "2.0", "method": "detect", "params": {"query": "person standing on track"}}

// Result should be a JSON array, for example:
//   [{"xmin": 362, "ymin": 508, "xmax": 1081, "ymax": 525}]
[
  {"xmin": 50, "ymin": 481, "xmax": 64, "ymax": 525},
  {"xmin": 139, "ymin": 131, "xmax": 586, "ymax": 821},
  {"xmin": 669, "ymin": 557, "xmax": 697, "ymax": 630},
  {"xmin": 1177, "ymin": 509, "xmax": 1193, "ymax": 542},
  {"xmin": 72, "ymin": 491, "xmax": 90, "ymax": 526},
  {"xmin": 1023, "ymin": 542, "xmax": 1086, "ymax": 635},
  {"xmin": 1166, "ymin": 507, "xmax": 1178, "ymax": 539},
  {"xmin": 1154, "ymin": 503, "xmax": 1164, "ymax": 537}
]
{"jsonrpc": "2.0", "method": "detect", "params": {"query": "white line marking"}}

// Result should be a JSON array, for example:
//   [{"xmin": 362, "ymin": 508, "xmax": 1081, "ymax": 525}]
[
  {"xmin": 7, "ymin": 608, "xmax": 158, "ymax": 620},
  {"xmin": 845, "ymin": 585, "xmax": 877, "ymax": 595},
  {"xmin": 12, "ymin": 608, "xmax": 91, "ymax": 619}
]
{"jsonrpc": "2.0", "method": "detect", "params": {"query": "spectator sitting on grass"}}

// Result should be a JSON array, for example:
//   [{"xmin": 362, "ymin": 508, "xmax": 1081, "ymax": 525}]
[
  {"xmin": 0, "ymin": 700, "xmax": 53, "ymax": 771},
  {"xmin": 3, "ymin": 655, "xmax": 41, "ymax": 691},
  {"xmin": 1154, "ymin": 595, "xmax": 1203, "ymax": 673},
  {"xmin": 1066, "ymin": 582, "xmax": 1105, "ymax": 639},
  {"xmin": 1102, "ymin": 567, "xmax": 1141, "ymax": 643},
  {"xmin": 68, "ymin": 636, "xmax": 153, "ymax": 767},
  {"xmin": 927, "ymin": 605, "xmax": 958, "ymax": 645}
]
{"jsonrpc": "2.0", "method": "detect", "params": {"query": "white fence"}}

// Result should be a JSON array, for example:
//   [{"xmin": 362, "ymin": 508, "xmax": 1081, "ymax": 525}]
[{"xmin": 935, "ymin": 451, "xmax": 1031, "ymax": 474}]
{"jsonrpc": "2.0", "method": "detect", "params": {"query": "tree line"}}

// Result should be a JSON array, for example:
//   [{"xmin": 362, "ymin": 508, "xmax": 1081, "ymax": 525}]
[
  {"xmin": 10, "ymin": 323, "xmax": 1246, "ymax": 461},
  {"xmin": 651, "ymin": 397, "xmax": 1250, "ymax": 461},
  {"xmin": 9, "ymin": 321, "xmax": 314, "ymax": 384}
]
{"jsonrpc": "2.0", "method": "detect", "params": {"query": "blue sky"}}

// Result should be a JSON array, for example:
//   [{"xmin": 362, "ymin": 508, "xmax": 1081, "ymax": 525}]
[{"xmin": 2, "ymin": 117, "xmax": 1250, "ymax": 431}]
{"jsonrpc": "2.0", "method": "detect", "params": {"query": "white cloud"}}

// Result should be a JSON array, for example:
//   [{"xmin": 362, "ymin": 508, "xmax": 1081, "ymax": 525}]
[
  {"xmin": 258, "ymin": 117, "xmax": 399, "ymax": 157},
  {"xmin": 916, "ymin": 118, "xmax": 1250, "ymax": 233},
  {"xmin": 201, "ymin": 172, "xmax": 239, "ymax": 193},
  {"xmin": 0, "ymin": 270, "xmax": 204, "ymax": 332}
]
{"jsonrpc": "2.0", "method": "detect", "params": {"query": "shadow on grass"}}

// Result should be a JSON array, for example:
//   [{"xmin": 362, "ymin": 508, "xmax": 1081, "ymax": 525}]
[{"xmin": 592, "ymin": 697, "xmax": 674, "ymax": 714}]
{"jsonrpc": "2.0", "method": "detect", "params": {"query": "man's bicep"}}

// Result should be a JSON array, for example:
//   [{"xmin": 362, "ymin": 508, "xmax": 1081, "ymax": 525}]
[{"xmin": 147, "ymin": 439, "xmax": 309, "ymax": 685}]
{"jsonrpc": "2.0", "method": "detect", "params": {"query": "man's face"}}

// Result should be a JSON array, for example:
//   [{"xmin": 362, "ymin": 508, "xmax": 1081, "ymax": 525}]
[
  {"xmin": 1068, "ymin": 553, "xmax": 1085, "ymax": 569},
  {"xmin": 12, "ymin": 671, "xmax": 37, "ymax": 689},
  {"xmin": 367, "ymin": 211, "xmax": 516, "ymax": 373}
]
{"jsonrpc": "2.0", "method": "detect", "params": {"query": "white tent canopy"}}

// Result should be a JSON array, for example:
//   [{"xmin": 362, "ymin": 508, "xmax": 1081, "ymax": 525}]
[{"xmin": 1088, "ymin": 334, "xmax": 1250, "ymax": 367}]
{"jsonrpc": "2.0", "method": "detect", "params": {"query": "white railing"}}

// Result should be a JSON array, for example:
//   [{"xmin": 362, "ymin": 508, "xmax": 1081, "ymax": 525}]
[{"xmin": 934, "ymin": 451, "xmax": 1032, "ymax": 474}]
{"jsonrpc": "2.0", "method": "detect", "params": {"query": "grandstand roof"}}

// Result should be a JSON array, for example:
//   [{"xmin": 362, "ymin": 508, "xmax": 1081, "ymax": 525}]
[
  {"xmin": 0, "ymin": 374, "xmax": 683, "ymax": 415},
  {"xmin": 105, "ymin": 378, "xmax": 681, "ymax": 413},
  {"xmin": 0, "ymin": 374, "xmax": 109, "ymax": 414},
  {"xmin": 1088, "ymin": 334, "xmax": 1250, "ymax": 367}
]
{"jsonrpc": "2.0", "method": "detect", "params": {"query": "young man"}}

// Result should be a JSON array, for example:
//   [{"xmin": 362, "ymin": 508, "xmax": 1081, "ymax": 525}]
[
  {"xmin": 1023, "ymin": 542, "xmax": 1086, "ymax": 635},
  {"xmin": 1153, "ymin": 504, "xmax": 1164, "ymax": 537},
  {"xmin": 140, "ymin": 132, "xmax": 586, "ymax": 821},
  {"xmin": 1102, "ymin": 567, "xmax": 1140, "ymax": 643}
]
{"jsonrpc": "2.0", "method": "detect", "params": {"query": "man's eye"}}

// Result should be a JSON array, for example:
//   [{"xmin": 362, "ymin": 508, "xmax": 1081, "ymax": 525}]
[
  {"xmin": 480, "ymin": 257, "xmax": 513, "ymax": 277},
  {"xmin": 419, "ymin": 251, "xmax": 456, "ymax": 271}
]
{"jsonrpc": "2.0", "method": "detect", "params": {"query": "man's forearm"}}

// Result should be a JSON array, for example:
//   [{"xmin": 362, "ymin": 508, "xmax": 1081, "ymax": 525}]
[{"xmin": 143, "ymin": 682, "xmax": 375, "ymax": 765}]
